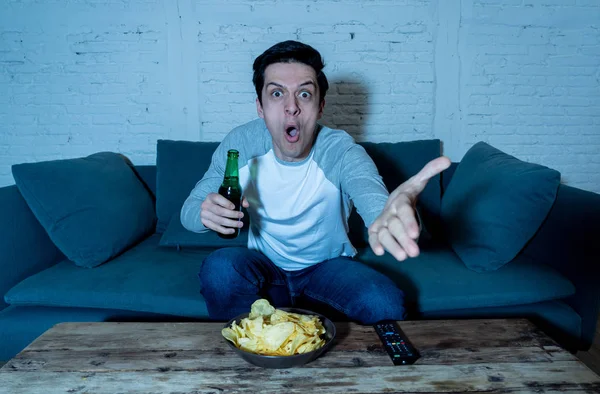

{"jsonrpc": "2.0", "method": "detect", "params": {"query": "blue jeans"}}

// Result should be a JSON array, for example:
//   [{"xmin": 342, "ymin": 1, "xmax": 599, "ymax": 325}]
[{"xmin": 198, "ymin": 247, "xmax": 406, "ymax": 324}]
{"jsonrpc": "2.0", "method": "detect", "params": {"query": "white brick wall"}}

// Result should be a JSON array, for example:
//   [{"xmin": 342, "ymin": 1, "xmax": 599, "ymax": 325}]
[
  {"xmin": 1, "ymin": 0, "xmax": 599, "ymax": 194},
  {"xmin": 459, "ymin": 0, "xmax": 600, "ymax": 192}
]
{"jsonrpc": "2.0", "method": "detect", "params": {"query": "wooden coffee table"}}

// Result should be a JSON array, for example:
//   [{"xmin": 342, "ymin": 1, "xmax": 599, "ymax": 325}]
[{"xmin": 2, "ymin": 319, "xmax": 599, "ymax": 393}]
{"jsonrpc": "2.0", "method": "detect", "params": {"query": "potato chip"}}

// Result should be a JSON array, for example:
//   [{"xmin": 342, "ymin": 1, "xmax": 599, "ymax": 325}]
[
  {"xmin": 262, "ymin": 322, "xmax": 295, "ymax": 352},
  {"xmin": 221, "ymin": 327, "xmax": 238, "ymax": 346},
  {"xmin": 221, "ymin": 299, "xmax": 328, "ymax": 356},
  {"xmin": 249, "ymin": 299, "xmax": 276, "ymax": 319},
  {"xmin": 289, "ymin": 331, "xmax": 310, "ymax": 354},
  {"xmin": 238, "ymin": 337, "xmax": 260, "ymax": 353},
  {"xmin": 244, "ymin": 315, "xmax": 264, "ymax": 338}
]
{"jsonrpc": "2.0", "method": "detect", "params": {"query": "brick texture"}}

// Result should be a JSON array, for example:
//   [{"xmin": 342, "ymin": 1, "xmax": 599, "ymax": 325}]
[
  {"xmin": 1, "ymin": 0, "xmax": 598, "ymax": 193},
  {"xmin": 460, "ymin": 0, "xmax": 600, "ymax": 192}
]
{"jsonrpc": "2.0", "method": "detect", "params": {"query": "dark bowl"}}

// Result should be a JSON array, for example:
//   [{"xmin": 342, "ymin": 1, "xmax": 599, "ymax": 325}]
[{"xmin": 223, "ymin": 307, "xmax": 336, "ymax": 369}]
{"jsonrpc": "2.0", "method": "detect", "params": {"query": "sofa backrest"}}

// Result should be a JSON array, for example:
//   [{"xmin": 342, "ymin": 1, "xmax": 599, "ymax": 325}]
[{"xmin": 151, "ymin": 138, "xmax": 445, "ymax": 245}]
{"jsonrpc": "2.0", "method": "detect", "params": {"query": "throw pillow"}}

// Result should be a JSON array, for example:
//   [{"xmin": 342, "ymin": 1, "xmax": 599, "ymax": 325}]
[
  {"xmin": 441, "ymin": 142, "xmax": 561, "ymax": 272},
  {"xmin": 12, "ymin": 152, "xmax": 156, "ymax": 268},
  {"xmin": 159, "ymin": 212, "xmax": 249, "ymax": 248}
]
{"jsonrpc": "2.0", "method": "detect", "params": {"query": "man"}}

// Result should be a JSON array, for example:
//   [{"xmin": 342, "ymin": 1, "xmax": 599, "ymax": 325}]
[{"xmin": 181, "ymin": 40, "xmax": 450, "ymax": 324}]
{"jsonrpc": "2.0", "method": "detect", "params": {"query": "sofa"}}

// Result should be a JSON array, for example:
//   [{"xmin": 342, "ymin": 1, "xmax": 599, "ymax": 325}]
[{"xmin": 1, "ymin": 137, "xmax": 598, "ymax": 362}]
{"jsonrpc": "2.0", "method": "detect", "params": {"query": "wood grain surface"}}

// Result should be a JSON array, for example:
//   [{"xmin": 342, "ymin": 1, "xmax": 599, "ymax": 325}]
[{"xmin": 2, "ymin": 319, "xmax": 599, "ymax": 393}]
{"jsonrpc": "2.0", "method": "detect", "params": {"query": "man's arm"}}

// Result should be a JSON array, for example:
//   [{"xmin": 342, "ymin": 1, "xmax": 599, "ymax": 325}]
[
  {"xmin": 180, "ymin": 143, "xmax": 229, "ymax": 233},
  {"xmin": 181, "ymin": 119, "xmax": 268, "ymax": 234},
  {"xmin": 338, "ymin": 144, "xmax": 390, "ymax": 228},
  {"xmin": 339, "ymin": 143, "xmax": 423, "ymax": 236}
]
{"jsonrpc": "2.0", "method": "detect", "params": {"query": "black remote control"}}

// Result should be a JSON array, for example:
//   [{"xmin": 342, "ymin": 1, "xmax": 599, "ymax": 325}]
[{"xmin": 373, "ymin": 321, "xmax": 420, "ymax": 365}]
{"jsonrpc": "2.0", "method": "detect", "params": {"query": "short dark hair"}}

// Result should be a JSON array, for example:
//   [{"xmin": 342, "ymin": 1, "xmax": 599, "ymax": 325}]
[{"xmin": 252, "ymin": 40, "xmax": 329, "ymax": 105}]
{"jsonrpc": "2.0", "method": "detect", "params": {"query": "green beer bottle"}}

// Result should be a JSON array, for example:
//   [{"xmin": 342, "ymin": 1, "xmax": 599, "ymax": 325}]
[{"xmin": 218, "ymin": 149, "xmax": 242, "ymax": 239}]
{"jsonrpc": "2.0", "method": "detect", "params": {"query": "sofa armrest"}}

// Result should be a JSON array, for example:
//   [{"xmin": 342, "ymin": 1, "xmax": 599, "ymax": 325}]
[
  {"xmin": 0, "ymin": 185, "xmax": 64, "ymax": 311},
  {"xmin": 521, "ymin": 184, "xmax": 600, "ymax": 350}
]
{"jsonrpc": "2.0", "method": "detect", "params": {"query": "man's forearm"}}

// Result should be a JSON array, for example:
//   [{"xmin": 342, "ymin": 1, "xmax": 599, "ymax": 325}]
[{"xmin": 180, "ymin": 194, "xmax": 209, "ymax": 233}]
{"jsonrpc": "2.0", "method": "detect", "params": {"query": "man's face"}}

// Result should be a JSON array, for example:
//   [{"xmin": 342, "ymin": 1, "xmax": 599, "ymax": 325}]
[{"xmin": 256, "ymin": 62, "xmax": 325, "ymax": 162}]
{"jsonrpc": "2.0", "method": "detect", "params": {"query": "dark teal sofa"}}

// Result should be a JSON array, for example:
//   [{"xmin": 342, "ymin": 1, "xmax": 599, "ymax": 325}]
[{"xmin": 1, "ymin": 138, "xmax": 598, "ymax": 361}]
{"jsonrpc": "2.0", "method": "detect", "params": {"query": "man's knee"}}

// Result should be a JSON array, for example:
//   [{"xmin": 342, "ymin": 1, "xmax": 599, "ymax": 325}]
[
  {"xmin": 199, "ymin": 247, "xmax": 252, "ymax": 291},
  {"xmin": 346, "ymin": 283, "xmax": 406, "ymax": 324}
]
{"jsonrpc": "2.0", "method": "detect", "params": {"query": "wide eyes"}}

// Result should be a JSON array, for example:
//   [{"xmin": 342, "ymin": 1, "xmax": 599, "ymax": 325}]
[
  {"xmin": 269, "ymin": 90, "xmax": 313, "ymax": 100},
  {"xmin": 299, "ymin": 91, "xmax": 312, "ymax": 99}
]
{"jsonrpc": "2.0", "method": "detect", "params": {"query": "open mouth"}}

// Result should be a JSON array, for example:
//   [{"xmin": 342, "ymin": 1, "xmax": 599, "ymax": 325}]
[
  {"xmin": 285, "ymin": 125, "xmax": 300, "ymax": 143},
  {"xmin": 286, "ymin": 126, "xmax": 298, "ymax": 137}
]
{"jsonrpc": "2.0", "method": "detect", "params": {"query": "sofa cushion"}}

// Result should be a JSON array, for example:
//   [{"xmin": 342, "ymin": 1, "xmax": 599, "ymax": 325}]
[
  {"xmin": 440, "ymin": 142, "xmax": 561, "ymax": 272},
  {"xmin": 11, "ymin": 152, "xmax": 156, "ymax": 268},
  {"xmin": 4, "ymin": 238, "xmax": 576, "ymax": 320},
  {"xmin": 355, "ymin": 245, "xmax": 575, "ymax": 313},
  {"xmin": 155, "ymin": 140, "xmax": 219, "ymax": 233},
  {"xmin": 159, "ymin": 213, "xmax": 249, "ymax": 249},
  {"xmin": 4, "ymin": 235, "xmax": 210, "ymax": 318}
]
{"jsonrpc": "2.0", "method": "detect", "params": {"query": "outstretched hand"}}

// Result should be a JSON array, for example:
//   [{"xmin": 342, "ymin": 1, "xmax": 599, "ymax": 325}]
[{"xmin": 368, "ymin": 156, "xmax": 451, "ymax": 261}]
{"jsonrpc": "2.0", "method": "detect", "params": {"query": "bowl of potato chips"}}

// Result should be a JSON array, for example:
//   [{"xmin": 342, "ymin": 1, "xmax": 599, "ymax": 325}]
[{"xmin": 222, "ymin": 299, "xmax": 336, "ymax": 369}]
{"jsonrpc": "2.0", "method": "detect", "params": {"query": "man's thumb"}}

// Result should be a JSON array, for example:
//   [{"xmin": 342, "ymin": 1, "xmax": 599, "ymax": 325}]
[{"xmin": 242, "ymin": 196, "xmax": 250, "ymax": 208}]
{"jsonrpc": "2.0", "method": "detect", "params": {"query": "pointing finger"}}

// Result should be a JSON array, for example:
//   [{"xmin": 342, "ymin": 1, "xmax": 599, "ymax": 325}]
[
  {"xmin": 416, "ymin": 156, "xmax": 451, "ymax": 187},
  {"xmin": 400, "ymin": 156, "xmax": 451, "ymax": 198}
]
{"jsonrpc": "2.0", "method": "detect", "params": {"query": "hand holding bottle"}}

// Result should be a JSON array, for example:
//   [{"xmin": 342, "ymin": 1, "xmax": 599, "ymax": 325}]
[
  {"xmin": 200, "ymin": 193, "xmax": 249, "ymax": 236},
  {"xmin": 201, "ymin": 149, "xmax": 247, "ymax": 239}
]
